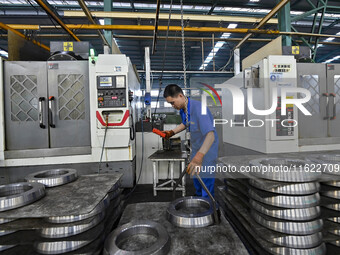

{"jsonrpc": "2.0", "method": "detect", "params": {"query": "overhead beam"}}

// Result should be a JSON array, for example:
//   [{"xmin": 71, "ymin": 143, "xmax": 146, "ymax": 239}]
[
  {"xmin": 6, "ymin": 24, "xmax": 340, "ymax": 40},
  {"xmin": 77, "ymin": 0, "xmax": 110, "ymax": 47},
  {"xmin": 235, "ymin": 0, "xmax": 291, "ymax": 49},
  {"xmin": 63, "ymin": 11, "xmax": 279, "ymax": 24},
  {"xmin": 34, "ymin": 0, "xmax": 80, "ymax": 41},
  {"xmin": 113, "ymin": 34, "xmax": 340, "ymax": 45},
  {"xmin": 0, "ymin": 21, "xmax": 49, "ymax": 51}
]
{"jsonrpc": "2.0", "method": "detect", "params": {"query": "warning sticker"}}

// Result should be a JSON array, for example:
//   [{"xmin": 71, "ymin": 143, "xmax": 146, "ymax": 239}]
[
  {"xmin": 272, "ymin": 64, "xmax": 291, "ymax": 73},
  {"xmin": 63, "ymin": 42, "xmax": 73, "ymax": 51}
]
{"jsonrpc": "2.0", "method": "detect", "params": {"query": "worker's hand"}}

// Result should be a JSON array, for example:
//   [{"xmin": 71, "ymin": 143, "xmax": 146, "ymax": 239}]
[
  {"xmin": 187, "ymin": 152, "xmax": 204, "ymax": 176},
  {"xmin": 163, "ymin": 130, "xmax": 175, "ymax": 139}
]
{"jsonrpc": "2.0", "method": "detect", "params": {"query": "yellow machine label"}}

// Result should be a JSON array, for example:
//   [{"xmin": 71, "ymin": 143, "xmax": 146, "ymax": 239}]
[
  {"xmin": 292, "ymin": 46, "xmax": 300, "ymax": 55},
  {"xmin": 286, "ymin": 96, "xmax": 294, "ymax": 107},
  {"xmin": 63, "ymin": 42, "xmax": 73, "ymax": 51}
]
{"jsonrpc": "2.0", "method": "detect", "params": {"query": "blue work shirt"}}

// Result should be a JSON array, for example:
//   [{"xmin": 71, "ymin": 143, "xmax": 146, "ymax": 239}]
[{"xmin": 180, "ymin": 98, "xmax": 218, "ymax": 167}]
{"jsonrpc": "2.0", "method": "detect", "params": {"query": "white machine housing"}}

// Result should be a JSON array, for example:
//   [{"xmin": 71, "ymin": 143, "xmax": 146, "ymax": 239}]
[
  {"xmin": 220, "ymin": 55, "xmax": 298, "ymax": 153},
  {"xmin": 89, "ymin": 54, "xmax": 139, "ymax": 159},
  {"xmin": 0, "ymin": 55, "xmax": 140, "ymax": 186},
  {"xmin": 219, "ymin": 55, "xmax": 340, "ymax": 153}
]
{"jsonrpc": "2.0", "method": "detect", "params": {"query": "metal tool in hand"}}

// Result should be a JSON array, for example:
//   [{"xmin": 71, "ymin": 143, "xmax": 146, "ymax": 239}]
[{"xmin": 195, "ymin": 173, "xmax": 220, "ymax": 224}]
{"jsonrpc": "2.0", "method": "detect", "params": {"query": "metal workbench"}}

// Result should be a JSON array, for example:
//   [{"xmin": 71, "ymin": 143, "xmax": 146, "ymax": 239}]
[{"xmin": 148, "ymin": 150, "xmax": 186, "ymax": 196}]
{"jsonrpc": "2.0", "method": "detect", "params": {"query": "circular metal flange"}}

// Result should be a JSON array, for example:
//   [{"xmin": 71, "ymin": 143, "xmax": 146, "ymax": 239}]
[
  {"xmin": 251, "ymin": 210, "xmax": 323, "ymax": 235},
  {"xmin": 249, "ymin": 187, "xmax": 320, "ymax": 209},
  {"xmin": 0, "ymin": 245, "xmax": 17, "ymax": 252},
  {"xmin": 167, "ymin": 196, "xmax": 216, "ymax": 228},
  {"xmin": 268, "ymin": 232, "xmax": 323, "ymax": 249},
  {"xmin": 250, "ymin": 199, "xmax": 321, "ymax": 221},
  {"xmin": 35, "ymin": 239, "xmax": 94, "ymax": 254},
  {"xmin": 249, "ymin": 178, "xmax": 320, "ymax": 195},
  {"xmin": 45, "ymin": 194, "xmax": 110, "ymax": 224},
  {"xmin": 0, "ymin": 218, "xmax": 16, "ymax": 224},
  {"xmin": 104, "ymin": 220, "xmax": 171, "ymax": 255},
  {"xmin": 329, "ymin": 240, "xmax": 340, "ymax": 247},
  {"xmin": 328, "ymin": 229, "xmax": 340, "ymax": 236},
  {"xmin": 249, "ymin": 158, "xmax": 321, "ymax": 182},
  {"xmin": 324, "ymin": 203, "xmax": 340, "ymax": 211},
  {"xmin": 0, "ymin": 182, "xmax": 45, "ymax": 212},
  {"xmin": 321, "ymin": 190, "xmax": 340, "ymax": 200},
  {"xmin": 0, "ymin": 230, "xmax": 17, "ymax": 236},
  {"xmin": 322, "ymin": 181, "xmax": 340, "ymax": 188},
  {"xmin": 326, "ymin": 217, "xmax": 340, "ymax": 224},
  {"xmin": 25, "ymin": 168, "xmax": 78, "ymax": 187},
  {"xmin": 307, "ymin": 154, "xmax": 340, "ymax": 175},
  {"xmin": 267, "ymin": 243, "xmax": 326, "ymax": 255},
  {"xmin": 40, "ymin": 211, "xmax": 105, "ymax": 238}
]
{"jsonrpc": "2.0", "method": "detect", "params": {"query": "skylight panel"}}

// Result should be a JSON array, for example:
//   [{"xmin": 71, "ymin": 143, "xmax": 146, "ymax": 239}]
[
  {"xmin": 324, "ymin": 55, "xmax": 340, "ymax": 64},
  {"xmin": 0, "ymin": 50, "xmax": 8, "ymax": 58}
]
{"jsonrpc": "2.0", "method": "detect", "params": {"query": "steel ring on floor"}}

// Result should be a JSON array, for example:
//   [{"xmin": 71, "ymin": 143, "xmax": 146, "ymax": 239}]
[
  {"xmin": 167, "ymin": 196, "xmax": 216, "ymax": 228},
  {"xmin": 104, "ymin": 220, "xmax": 170, "ymax": 255},
  {"xmin": 0, "ymin": 182, "xmax": 45, "ymax": 212},
  {"xmin": 25, "ymin": 168, "xmax": 78, "ymax": 187}
]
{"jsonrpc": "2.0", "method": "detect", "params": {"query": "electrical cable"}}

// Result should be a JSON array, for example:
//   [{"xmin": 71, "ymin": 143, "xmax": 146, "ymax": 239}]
[
  {"xmin": 123, "ymin": 109, "xmax": 145, "ymax": 200},
  {"xmin": 130, "ymin": 113, "xmax": 135, "ymax": 141},
  {"xmin": 98, "ymin": 114, "xmax": 109, "ymax": 174},
  {"xmin": 219, "ymin": 49, "xmax": 235, "ymax": 71}
]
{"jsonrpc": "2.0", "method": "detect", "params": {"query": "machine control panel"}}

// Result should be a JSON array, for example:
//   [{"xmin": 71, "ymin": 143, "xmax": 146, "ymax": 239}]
[{"xmin": 97, "ymin": 76, "xmax": 126, "ymax": 108}]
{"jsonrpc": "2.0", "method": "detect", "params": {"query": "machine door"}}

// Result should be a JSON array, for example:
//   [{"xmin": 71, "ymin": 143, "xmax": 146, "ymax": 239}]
[
  {"xmin": 297, "ymin": 63, "xmax": 328, "ymax": 142},
  {"xmin": 47, "ymin": 61, "xmax": 90, "ymax": 148},
  {"xmin": 4, "ymin": 61, "xmax": 49, "ymax": 150},
  {"xmin": 327, "ymin": 64, "xmax": 340, "ymax": 137}
]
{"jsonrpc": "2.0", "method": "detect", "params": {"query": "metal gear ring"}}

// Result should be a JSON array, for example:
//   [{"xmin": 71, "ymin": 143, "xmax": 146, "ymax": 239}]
[
  {"xmin": 0, "ymin": 182, "xmax": 45, "ymax": 212},
  {"xmin": 25, "ymin": 168, "xmax": 78, "ymax": 187},
  {"xmin": 166, "ymin": 196, "xmax": 217, "ymax": 228},
  {"xmin": 104, "ymin": 220, "xmax": 171, "ymax": 255}
]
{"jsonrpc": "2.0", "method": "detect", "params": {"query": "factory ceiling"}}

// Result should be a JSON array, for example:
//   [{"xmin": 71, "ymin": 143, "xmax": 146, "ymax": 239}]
[{"xmin": 0, "ymin": 0, "xmax": 339, "ymax": 74}]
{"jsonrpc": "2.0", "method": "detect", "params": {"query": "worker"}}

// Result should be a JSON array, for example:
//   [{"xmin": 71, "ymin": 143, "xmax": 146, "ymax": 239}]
[{"xmin": 163, "ymin": 84, "xmax": 218, "ymax": 197}]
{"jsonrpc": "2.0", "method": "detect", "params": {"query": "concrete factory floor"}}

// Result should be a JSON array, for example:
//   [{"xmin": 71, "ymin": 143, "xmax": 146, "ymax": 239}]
[{"xmin": 119, "ymin": 202, "xmax": 249, "ymax": 255}]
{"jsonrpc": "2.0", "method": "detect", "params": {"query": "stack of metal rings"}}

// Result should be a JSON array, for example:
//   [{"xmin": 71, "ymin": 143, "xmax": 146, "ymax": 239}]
[
  {"xmin": 248, "ymin": 158, "xmax": 325, "ymax": 254},
  {"xmin": 308, "ymin": 154, "xmax": 340, "ymax": 252},
  {"xmin": 0, "ymin": 182, "xmax": 46, "ymax": 253},
  {"xmin": 0, "ymin": 171, "xmax": 123, "ymax": 254}
]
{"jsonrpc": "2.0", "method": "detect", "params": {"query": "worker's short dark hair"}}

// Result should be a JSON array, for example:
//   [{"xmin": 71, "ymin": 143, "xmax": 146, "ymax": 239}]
[{"xmin": 163, "ymin": 84, "xmax": 183, "ymax": 98}]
